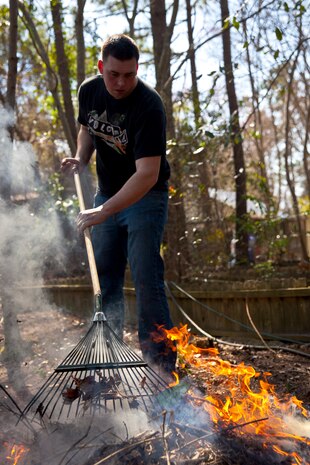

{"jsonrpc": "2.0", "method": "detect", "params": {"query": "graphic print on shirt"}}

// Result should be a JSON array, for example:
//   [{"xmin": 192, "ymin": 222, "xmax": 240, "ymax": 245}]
[{"xmin": 87, "ymin": 110, "xmax": 128, "ymax": 155}]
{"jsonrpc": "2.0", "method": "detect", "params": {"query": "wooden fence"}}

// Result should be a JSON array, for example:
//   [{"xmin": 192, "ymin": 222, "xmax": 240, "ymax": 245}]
[{"xmin": 24, "ymin": 283, "xmax": 310, "ymax": 342}]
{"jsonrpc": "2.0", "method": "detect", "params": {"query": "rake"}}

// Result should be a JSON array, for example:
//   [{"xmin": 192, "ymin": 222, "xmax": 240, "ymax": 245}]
[{"xmin": 21, "ymin": 172, "xmax": 173, "ymax": 424}]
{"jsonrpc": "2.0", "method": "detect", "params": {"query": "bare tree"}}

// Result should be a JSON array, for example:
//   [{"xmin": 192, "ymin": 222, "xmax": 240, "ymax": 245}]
[
  {"xmin": 185, "ymin": 0, "xmax": 201, "ymax": 129},
  {"xmin": 50, "ymin": 0, "xmax": 77, "ymax": 149},
  {"xmin": 220, "ymin": 0, "xmax": 248, "ymax": 263},
  {"xmin": 184, "ymin": 1, "xmax": 215, "ymax": 227},
  {"xmin": 150, "ymin": 0, "xmax": 191, "ymax": 279},
  {"xmin": 6, "ymin": 0, "xmax": 18, "ymax": 115},
  {"xmin": 300, "ymin": 38, "xmax": 310, "ymax": 198},
  {"xmin": 76, "ymin": 0, "xmax": 86, "ymax": 90},
  {"xmin": 242, "ymin": 19, "xmax": 273, "ymax": 214},
  {"xmin": 121, "ymin": 0, "xmax": 139, "ymax": 37},
  {"xmin": 150, "ymin": 0, "xmax": 178, "ymax": 138},
  {"xmin": 1, "ymin": 0, "xmax": 18, "ymax": 202},
  {"xmin": 284, "ymin": 48, "xmax": 308, "ymax": 261},
  {"xmin": 303, "ymin": 105, "xmax": 310, "ymax": 197}
]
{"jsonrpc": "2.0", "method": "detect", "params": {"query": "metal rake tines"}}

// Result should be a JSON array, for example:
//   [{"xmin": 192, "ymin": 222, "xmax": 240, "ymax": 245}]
[
  {"xmin": 57, "ymin": 320, "xmax": 147, "ymax": 370},
  {"xmin": 22, "ymin": 365, "xmax": 169, "ymax": 422},
  {"xmin": 21, "ymin": 321, "xmax": 171, "ymax": 423}
]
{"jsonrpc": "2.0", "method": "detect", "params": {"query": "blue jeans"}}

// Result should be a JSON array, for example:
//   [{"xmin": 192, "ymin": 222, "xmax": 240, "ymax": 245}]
[{"xmin": 91, "ymin": 189, "xmax": 176, "ymax": 372}]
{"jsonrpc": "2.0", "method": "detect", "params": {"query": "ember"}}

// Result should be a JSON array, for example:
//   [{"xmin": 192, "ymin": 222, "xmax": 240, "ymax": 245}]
[{"xmin": 2, "ymin": 442, "xmax": 29, "ymax": 465}]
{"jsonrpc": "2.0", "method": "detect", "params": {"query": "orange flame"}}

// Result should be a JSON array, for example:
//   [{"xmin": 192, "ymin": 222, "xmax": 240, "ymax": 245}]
[
  {"xmin": 158, "ymin": 324, "xmax": 310, "ymax": 463},
  {"xmin": 169, "ymin": 371, "xmax": 180, "ymax": 387},
  {"xmin": 4, "ymin": 443, "xmax": 29, "ymax": 465}
]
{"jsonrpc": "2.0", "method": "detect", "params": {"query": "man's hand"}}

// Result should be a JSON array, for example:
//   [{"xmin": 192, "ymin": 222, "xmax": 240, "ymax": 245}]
[
  {"xmin": 77, "ymin": 206, "xmax": 108, "ymax": 233},
  {"xmin": 60, "ymin": 157, "xmax": 81, "ymax": 175}
]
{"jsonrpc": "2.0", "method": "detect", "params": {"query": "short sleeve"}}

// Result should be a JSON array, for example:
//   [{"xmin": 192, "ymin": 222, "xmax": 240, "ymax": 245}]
[
  {"xmin": 77, "ymin": 84, "xmax": 88, "ymax": 126},
  {"xmin": 134, "ymin": 108, "xmax": 167, "ymax": 160}
]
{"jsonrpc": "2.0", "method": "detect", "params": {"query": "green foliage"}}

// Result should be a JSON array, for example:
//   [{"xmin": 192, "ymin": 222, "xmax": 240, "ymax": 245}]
[
  {"xmin": 232, "ymin": 17, "xmax": 240, "ymax": 30},
  {"xmin": 223, "ymin": 18, "xmax": 230, "ymax": 30},
  {"xmin": 46, "ymin": 173, "xmax": 79, "ymax": 217},
  {"xmin": 275, "ymin": 27, "xmax": 283, "ymax": 41},
  {"xmin": 299, "ymin": 197, "xmax": 310, "ymax": 214},
  {"xmin": 222, "ymin": 16, "xmax": 240, "ymax": 31},
  {"xmin": 294, "ymin": 0, "xmax": 306, "ymax": 16},
  {"xmin": 253, "ymin": 261, "xmax": 275, "ymax": 277}
]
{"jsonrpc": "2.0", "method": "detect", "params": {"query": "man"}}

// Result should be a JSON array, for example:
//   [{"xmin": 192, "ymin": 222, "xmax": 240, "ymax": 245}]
[{"xmin": 61, "ymin": 34, "xmax": 176, "ymax": 375}]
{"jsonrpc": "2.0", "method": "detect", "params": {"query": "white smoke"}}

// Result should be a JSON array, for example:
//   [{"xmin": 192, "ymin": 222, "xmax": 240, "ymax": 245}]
[
  {"xmin": 0, "ymin": 106, "xmax": 72, "ymax": 403},
  {"xmin": 10, "ymin": 141, "xmax": 38, "ymax": 196},
  {"xmin": 0, "ymin": 108, "xmax": 66, "ymax": 294},
  {"xmin": 284, "ymin": 414, "xmax": 310, "ymax": 439}
]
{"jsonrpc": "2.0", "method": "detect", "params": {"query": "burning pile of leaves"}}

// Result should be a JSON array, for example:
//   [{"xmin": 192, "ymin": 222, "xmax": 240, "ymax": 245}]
[
  {"xmin": 53, "ymin": 411, "xmax": 308, "ymax": 465},
  {"xmin": 1, "ymin": 411, "xmax": 310, "ymax": 465},
  {"xmin": 85, "ymin": 423, "xmax": 310, "ymax": 465},
  {"xmin": 1, "ymin": 324, "xmax": 310, "ymax": 465}
]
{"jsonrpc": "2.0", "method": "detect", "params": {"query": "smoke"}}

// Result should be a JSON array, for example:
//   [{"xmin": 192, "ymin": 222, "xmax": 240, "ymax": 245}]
[
  {"xmin": 0, "ymin": 107, "xmax": 67, "ymax": 300},
  {"xmin": 0, "ymin": 107, "xmax": 40, "ymax": 196},
  {"xmin": 284, "ymin": 414, "xmax": 310, "ymax": 439},
  {"xmin": 0, "ymin": 106, "xmax": 74, "ymax": 406},
  {"xmin": 0, "ymin": 203, "xmax": 63, "ymax": 286},
  {"xmin": 32, "ymin": 411, "xmax": 153, "ymax": 465}
]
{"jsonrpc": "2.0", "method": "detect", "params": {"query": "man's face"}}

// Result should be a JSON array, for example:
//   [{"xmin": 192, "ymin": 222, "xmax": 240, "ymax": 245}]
[{"xmin": 98, "ymin": 56, "xmax": 138, "ymax": 100}]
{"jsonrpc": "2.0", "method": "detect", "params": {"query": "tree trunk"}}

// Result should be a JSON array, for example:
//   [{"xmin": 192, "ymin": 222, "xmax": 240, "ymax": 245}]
[
  {"xmin": 76, "ymin": 0, "xmax": 86, "ymax": 90},
  {"xmin": 150, "ymin": 0, "xmax": 190, "ymax": 280},
  {"xmin": 150, "ymin": 0, "xmax": 178, "ymax": 138},
  {"xmin": 50, "ymin": 0, "xmax": 77, "ymax": 148},
  {"xmin": 268, "ymin": 96, "xmax": 283, "ymax": 214},
  {"xmin": 6, "ymin": 0, "xmax": 18, "ymax": 113},
  {"xmin": 302, "ymin": 106, "xmax": 310, "ymax": 197},
  {"xmin": 1, "ymin": 0, "xmax": 18, "ymax": 202},
  {"xmin": 185, "ymin": 0, "xmax": 201, "ymax": 129},
  {"xmin": 242, "ymin": 19, "xmax": 273, "ymax": 214},
  {"xmin": 121, "ymin": 0, "xmax": 139, "ymax": 38},
  {"xmin": 284, "ymin": 48, "xmax": 309, "ymax": 261},
  {"xmin": 220, "ymin": 0, "xmax": 248, "ymax": 263},
  {"xmin": 74, "ymin": 0, "xmax": 95, "ymax": 208},
  {"xmin": 185, "ymin": 0, "xmax": 215, "ymax": 229}
]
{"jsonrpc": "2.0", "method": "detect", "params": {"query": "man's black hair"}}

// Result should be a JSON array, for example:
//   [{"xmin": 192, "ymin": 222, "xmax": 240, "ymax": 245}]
[{"xmin": 101, "ymin": 34, "xmax": 139, "ymax": 62}]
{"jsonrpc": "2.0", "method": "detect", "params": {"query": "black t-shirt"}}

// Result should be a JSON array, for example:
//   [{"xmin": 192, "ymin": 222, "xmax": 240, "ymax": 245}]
[{"xmin": 78, "ymin": 75, "xmax": 170, "ymax": 196}]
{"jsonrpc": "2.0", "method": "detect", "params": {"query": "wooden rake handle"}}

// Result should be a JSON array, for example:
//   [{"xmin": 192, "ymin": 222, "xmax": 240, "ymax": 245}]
[{"xmin": 73, "ymin": 171, "xmax": 101, "ymax": 297}]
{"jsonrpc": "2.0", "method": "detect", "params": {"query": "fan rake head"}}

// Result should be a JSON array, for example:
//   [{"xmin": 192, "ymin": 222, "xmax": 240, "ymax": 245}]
[{"xmin": 21, "ymin": 314, "xmax": 174, "ymax": 424}]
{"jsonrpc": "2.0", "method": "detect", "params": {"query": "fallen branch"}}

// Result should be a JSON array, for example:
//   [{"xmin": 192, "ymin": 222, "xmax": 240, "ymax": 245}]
[
  {"xmin": 245, "ymin": 299, "xmax": 276, "ymax": 354},
  {"xmin": 92, "ymin": 431, "xmax": 160, "ymax": 465},
  {"xmin": 161, "ymin": 410, "xmax": 171, "ymax": 465},
  {"xmin": 172, "ymin": 417, "xmax": 269, "ymax": 453}
]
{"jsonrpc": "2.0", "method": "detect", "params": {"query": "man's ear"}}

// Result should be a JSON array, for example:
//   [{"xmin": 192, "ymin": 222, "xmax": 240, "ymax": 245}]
[{"xmin": 98, "ymin": 59, "xmax": 104, "ymax": 74}]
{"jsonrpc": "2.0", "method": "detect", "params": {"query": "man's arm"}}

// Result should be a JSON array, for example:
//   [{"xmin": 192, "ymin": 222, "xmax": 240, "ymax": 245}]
[
  {"xmin": 61, "ymin": 125, "xmax": 94, "ymax": 174},
  {"xmin": 77, "ymin": 155, "xmax": 161, "ymax": 232}
]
